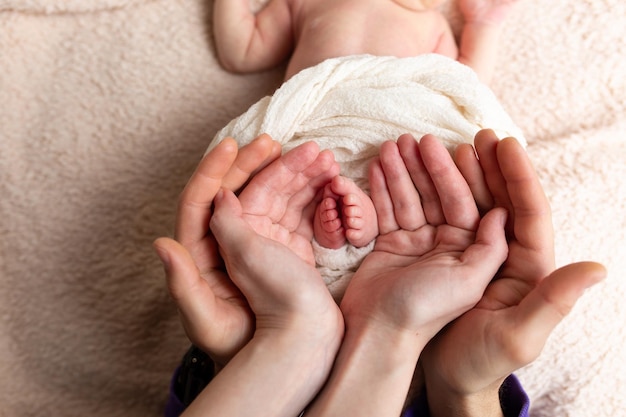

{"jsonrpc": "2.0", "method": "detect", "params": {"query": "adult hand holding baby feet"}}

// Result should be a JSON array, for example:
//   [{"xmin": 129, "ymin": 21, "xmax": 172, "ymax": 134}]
[{"xmin": 305, "ymin": 134, "xmax": 510, "ymax": 417}]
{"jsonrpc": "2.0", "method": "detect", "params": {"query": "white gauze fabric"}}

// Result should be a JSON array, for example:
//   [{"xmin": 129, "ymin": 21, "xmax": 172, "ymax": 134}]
[{"xmin": 210, "ymin": 54, "xmax": 525, "ymax": 300}]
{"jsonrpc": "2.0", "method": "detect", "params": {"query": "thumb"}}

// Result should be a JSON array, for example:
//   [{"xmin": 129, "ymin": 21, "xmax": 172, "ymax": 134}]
[
  {"xmin": 210, "ymin": 188, "xmax": 255, "ymax": 259},
  {"xmin": 462, "ymin": 207, "xmax": 509, "ymax": 271},
  {"xmin": 154, "ymin": 237, "xmax": 207, "ymax": 303},
  {"xmin": 511, "ymin": 262, "xmax": 607, "ymax": 364},
  {"xmin": 153, "ymin": 237, "xmax": 220, "ymax": 342}
]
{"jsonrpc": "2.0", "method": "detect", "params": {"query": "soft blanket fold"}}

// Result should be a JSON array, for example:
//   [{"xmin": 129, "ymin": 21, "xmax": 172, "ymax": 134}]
[{"xmin": 211, "ymin": 53, "xmax": 524, "ymax": 298}]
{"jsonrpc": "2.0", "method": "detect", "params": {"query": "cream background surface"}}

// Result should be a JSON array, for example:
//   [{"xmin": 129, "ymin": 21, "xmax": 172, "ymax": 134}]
[{"xmin": 1, "ymin": 1, "xmax": 624, "ymax": 415}]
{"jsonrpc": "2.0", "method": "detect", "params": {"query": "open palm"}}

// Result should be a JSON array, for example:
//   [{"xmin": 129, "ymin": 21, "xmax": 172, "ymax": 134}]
[
  {"xmin": 341, "ymin": 135, "xmax": 508, "ymax": 346},
  {"xmin": 421, "ymin": 130, "xmax": 606, "ymax": 397},
  {"xmin": 237, "ymin": 142, "xmax": 339, "ymax": 265},
  {"xmin": 155, "ymin": 136, "xmax": 339, "ymax": 367}
]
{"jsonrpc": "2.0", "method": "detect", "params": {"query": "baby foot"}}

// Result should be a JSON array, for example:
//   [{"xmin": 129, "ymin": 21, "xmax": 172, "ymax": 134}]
[
  {"xmin": 313, "ymin": 176, "xmax": 378, "ymax": 249},
  {"xmin": 314, "ymin": 184, "xmax": 347, "ymax": 249},
  {"xmin": 458, "ymin": 0, "xmax": 520, "ymax": 25},
  {"xmin": 334, "ymin": 176, "xmax": 378, "ymax": 248}
]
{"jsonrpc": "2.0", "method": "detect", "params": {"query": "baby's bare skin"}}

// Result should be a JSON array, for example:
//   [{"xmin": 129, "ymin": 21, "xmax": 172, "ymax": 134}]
[
  {"xmin": 285, "ymin": 0, "xmax": 456, "ymax": 79},
  {"xmin": 214, "ymin": 0, "xmax": 519, "ymax": 82}
]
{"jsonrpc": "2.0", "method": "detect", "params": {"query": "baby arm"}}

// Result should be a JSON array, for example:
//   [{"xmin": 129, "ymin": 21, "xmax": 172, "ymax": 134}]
[
  {"xmin": 456, "ymin": 0, "xmax": 521, "ymax": 84},
  {"xmin": 213, "ymin": 0, "xmax": 294, "ymax": 73}
]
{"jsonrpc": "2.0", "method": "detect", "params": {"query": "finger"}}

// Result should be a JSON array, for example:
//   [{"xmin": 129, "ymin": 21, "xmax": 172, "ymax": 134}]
[
  {"xmin": 368, "ymin": 156, "xmax": 399, "ymax": 234},
  {"xmin": 212, "ymin": 189, "xmax": 322, "ymax": 304},
  {"xmin": 379, "ymin": 137, "xmax": 426, "ymax": 230},
  {"xmin": 398, "ymin": 133, "xmax": 443, "ymax": 225},
  {"xmin": 451, "ymin": 208, "xmax": 509, "ymax": 304},
  {"xmin": 454, "ymin": 143, "xmax": 494, "ymax": 212},
  {"xmin": 153, "ymin": 237, "xmax": 245, "ymax": 355},
  {"xmin": 419, "ymin": 135, "xmax": 479, "ymax": 230},
  {"xmin": 242, "ymin": 144, "xmax": 340, "ymax": 235},
  {"xmin": 303, "ymin": 149, "xmax": 341, "ymax": 190},
  {"xmin": 508, "ymin": 262, "xmax": 606, "ymax": 367},
  {"xmin": 395, "ymin": 134, "xmax": 440, "ymax": 223},
  {"xmin": 222, "ymin": 133, "xmax": 281, "ymax": 191},
  {"xmin": 461, "ymin": 207, "xmax": 509, "ymax": 272},
  {"xmin": 212, "ymin": 188, "xmax": 291, "ymax": 254},
  {"xmin": 210, "ymin": 188, "xmax": 246, "ymax": 236},
  {"xmin": 154, "ymin": 237, "xmax": 215, "ymax": 313},
  {"xmin": 176, "ymin": 138, "xmax": 239, "ymax": 245},
  {"xmin": 283, "ymin": 149, "xmax": 341, "ymax": 227},
  {"xmin": 210, "ymin": 188, "xmax": 268, "ymax": 277},
  {"xmin": 497, "ymin": 137, "xmax": 554, "ymax": 263},
  {"xmin": 474, "ymin": 130, "xmax": 513, "ymax": 215},
  {"xmin": 238, "ymin": 141, "xmax": 321, "ymax": 220},
  {"xmin": 285, "ymin": 149, "xmax": 341, "ymax": 242}
]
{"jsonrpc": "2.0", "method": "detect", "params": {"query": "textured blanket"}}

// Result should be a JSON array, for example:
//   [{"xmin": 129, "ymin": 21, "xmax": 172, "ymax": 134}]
[{"xmin": 1, "ymin": 1, "xmax": 625, "ymax": 416}]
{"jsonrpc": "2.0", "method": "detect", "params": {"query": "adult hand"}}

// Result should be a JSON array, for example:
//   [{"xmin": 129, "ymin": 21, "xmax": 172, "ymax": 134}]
[
  {"xmin": 209, "ymin": 140, "xmax": 341, "ymax": 328},
  {"xmin": 236, "ymin": 141, "xmax": 340, "ymax": 265},
  {"xmin": 178, "ymin": 186, "xmax": 343, "ymax": 417},
  {"xmin": 304, "ymin": 134, "xmax": 509, "ymax": 417},
  {"xmin": 159, "ymin": 138, "xmax": 340, "ymax": 365},
  {"xmin": 341, "ymin": 134, "xmax": 509, "ymax": 345},
  {"xmin": 210, "ymin": 185, "xmax": 343, "ymax": 339},
  {"xmin": 421, "ymin": 129, "xmax": 607, "ymax": 417},
  {"xmin": 153, "ymin": 134, "xmax": 281, "ymax": 366}
]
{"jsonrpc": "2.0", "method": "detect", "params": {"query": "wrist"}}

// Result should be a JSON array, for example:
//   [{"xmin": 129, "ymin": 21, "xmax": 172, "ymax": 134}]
[
  {"xmin": 343, "ymin": 313, "xmax": 429, "ymax": 360},
  {"xmin": 425, "ymin": 379, "xmax": 505, "ymax": 417},
  {"xmin": 255, "ymin": 306, "xmax": 344, "ymax": 360},
  {"xmin": 184, "ymin": 326, "xmax": 342, "ymax": 417},
  {"xmin": 305, "ymin": 315, "xmax": 426, "ymax": 416}
]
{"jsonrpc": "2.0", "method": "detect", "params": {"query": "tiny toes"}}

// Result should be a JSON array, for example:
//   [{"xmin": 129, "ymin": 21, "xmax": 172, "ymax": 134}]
[
  {"xmin": 344, "ymin": 215, "xmax": 363, "ymax": 230},
  {"xmin": 321, "ymin": 208, "xmax": 339, "ymax": 222}
]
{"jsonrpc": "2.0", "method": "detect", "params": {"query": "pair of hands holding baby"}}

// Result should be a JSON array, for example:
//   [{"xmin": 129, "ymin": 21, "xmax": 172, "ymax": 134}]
[{"xmin": 153, "ymin": 130, "xmax": 605, "ymax": 417}]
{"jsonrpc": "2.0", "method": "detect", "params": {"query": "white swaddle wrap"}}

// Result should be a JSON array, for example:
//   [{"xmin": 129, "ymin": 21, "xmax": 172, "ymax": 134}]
[{"xmin": 210, "ymin": 54, "xmax": 525, "ymax": 300}]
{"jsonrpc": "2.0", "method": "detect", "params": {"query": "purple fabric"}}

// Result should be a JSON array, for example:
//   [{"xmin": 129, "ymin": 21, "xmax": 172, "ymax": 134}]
[
  {"xmin": 498, "ymin": 374, "xmax": 530, "ymax": 417},
  {"xmin": 164, "ymin": 367, "xmax": 185, "ymax": 417},
  {"xmin": 401, "ymin": 374, "xmax": 529, "ymax": 417},
  {"xmin": 165, "ymin": 368, "xmax": 529, "ymax": 417}
]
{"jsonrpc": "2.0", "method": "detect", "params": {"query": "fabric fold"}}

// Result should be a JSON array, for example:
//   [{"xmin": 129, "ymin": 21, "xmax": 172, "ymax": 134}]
[{"xmin": 211, "ymin": 54, "xmax": 525, "ymax": 299}]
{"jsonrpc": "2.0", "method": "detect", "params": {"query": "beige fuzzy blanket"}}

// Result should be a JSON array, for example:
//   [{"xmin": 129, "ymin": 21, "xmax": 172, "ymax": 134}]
[{"xmin": 0, "ymin": 1, "xmax": 624, "ymax": 416}]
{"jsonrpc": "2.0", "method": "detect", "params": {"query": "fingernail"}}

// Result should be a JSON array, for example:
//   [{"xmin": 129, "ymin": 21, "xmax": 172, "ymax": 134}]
[
  {"xmin": 500, "ymin": 208, "xmax": 509, "ymax": 226},
  {"xmin": 215, "ymin": 188, "xmax": 225, "ymax": 202},
  {"xmin": 153, "ymin": 241, "xmax": 171, "ymax": 271}
]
